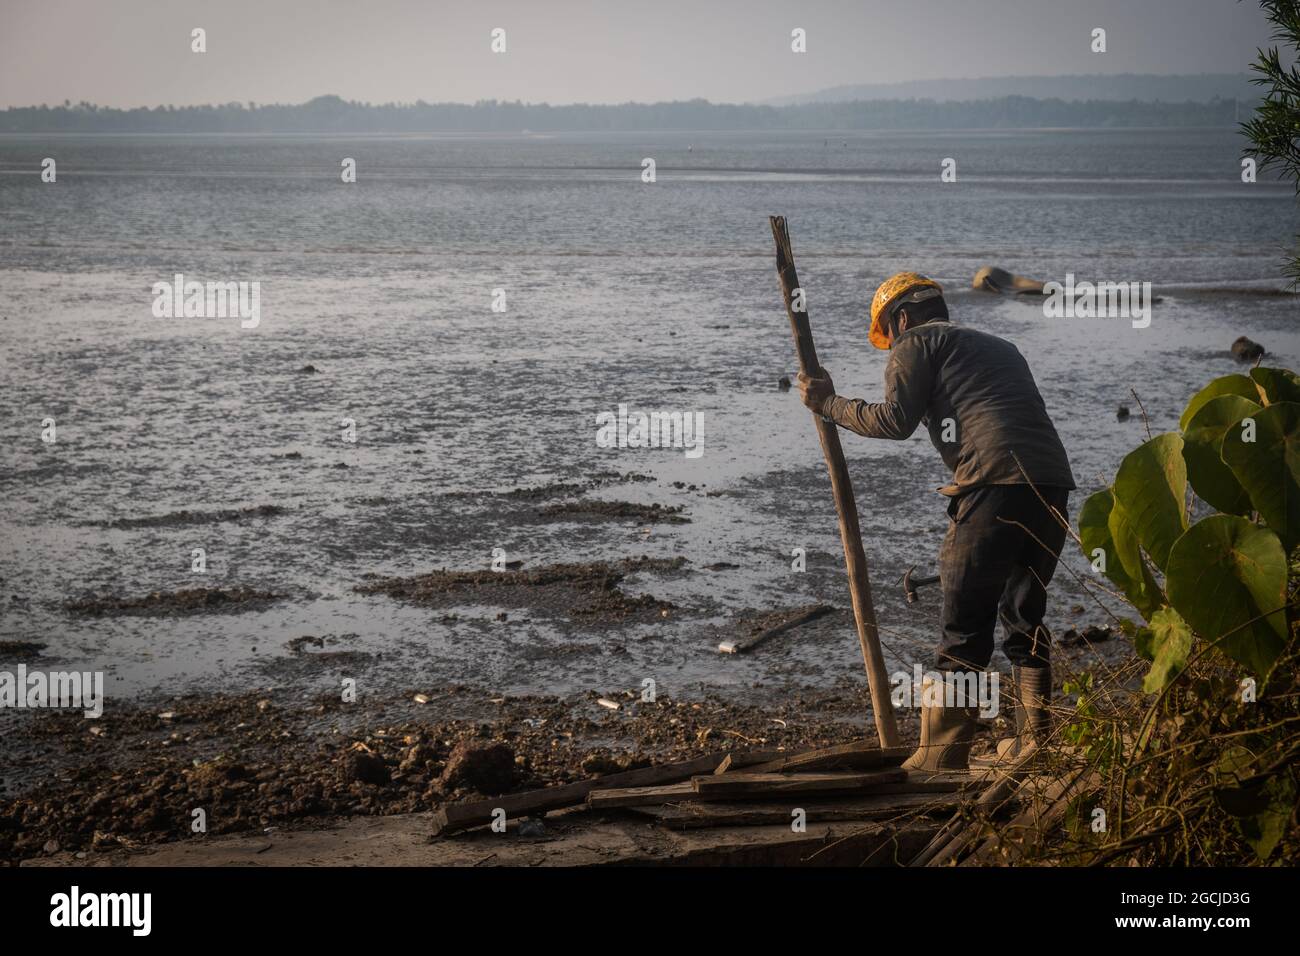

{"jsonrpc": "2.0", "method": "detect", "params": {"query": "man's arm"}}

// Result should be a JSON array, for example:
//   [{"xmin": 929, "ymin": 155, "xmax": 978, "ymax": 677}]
[{"xmin": 821, "ymin": 337, "xmax": 932, "ymax": 440}]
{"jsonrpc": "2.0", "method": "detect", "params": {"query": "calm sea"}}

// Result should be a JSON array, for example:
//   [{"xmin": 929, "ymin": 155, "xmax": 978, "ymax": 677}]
[{"xmin": 1, "ymin": 128, "xmax": 1297, "ymax": 702}]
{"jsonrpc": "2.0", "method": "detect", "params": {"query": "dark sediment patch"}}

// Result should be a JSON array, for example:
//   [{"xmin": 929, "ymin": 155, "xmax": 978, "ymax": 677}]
[
  {"xmin": 538, "ymin": 501, "xmax": 689, "ymax": 523},
  {"xmin": 65, "ymin": 586, "xmax": 283, "ymax": 617},
  {"xmin": 443, "ymin": 472, "xmax": 658, "ymax": 503},
  {"xmin": 503, "ymin": 481, "xmax": 592, "ymax": 500},
  {"xmin": 0, "ymin": 641, "xmax": 46, "ymax": 660},
  {"xmin": 356, "ymin": 557, "xmax": 685, "ymax": 622},
  {"xmin": 259, "ymin": 651, "xmax": 376, "ymax": 680},
  {"xmin": 91, "ymin": 504, "xmax": 286, "ymax": 530}
]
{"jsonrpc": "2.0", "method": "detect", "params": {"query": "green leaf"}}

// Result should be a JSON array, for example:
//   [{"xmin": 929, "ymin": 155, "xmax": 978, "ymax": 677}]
[
  {"xmin": 1078, "ymin": 489, "xmax": 1162, "ymax": 619},
  {"xmin": 1132, "ymin": 625, "xmax": 1155, "ymax": 662},
  {"xmin": 1139, "ymin": 607, "xmax": 1193, "ymax": 693},
  {"xmin": 1220, "ymin": 401, "xmax": 1300, "ymax": 551},
  {"xmin": 1250, "ymin": 366, "xmax": 1300, "ymax": 405},
  {"xmin": 1182, "ymin": 395, "xmax": 1260, "ymax": 514},
  {"xmin": 1165, "ymin": 515, "xmax": 1288, "ymax": 676},
  {"xmin": 1179, "ymin": 374, "xmax": 1261, "ymax": 431},
  {"xmin": 1112, "ymin": 433, "xmax": 1188, "ymax": 571},
  {"xmin": 1214, "ymin": 774, "xmax": 1296, "ymax": 862}
]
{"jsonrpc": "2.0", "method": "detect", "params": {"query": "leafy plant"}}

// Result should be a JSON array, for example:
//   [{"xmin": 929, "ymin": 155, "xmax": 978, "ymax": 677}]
[{"xmin": 1082, "ymin": 366, "xmax": 1297, "ymax": 686}]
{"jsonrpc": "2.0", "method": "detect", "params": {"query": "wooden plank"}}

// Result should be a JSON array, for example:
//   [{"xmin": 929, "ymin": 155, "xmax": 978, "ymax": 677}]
[
  {"xmin": 588, "ymin": 781, "xmax": 701, "ymax": 809},
  {"xmin": 431, "ymin": 748, "xmax": 781, "ymax": 835},
  {"xmin": 746, "ymin": 742, "xmax": 910, "ymax": 774},
  {"xmin": 692, "ymin": 768, "xmax": 908, "ymax": 800},
  {"xmin": 717, "ymin": 604, "xmax": 833, "ymax": 654},
  {"xmin": 874, "ymin": 773, "xmax": 977, "ymax": 795},
  {"xmin": 590, "ymin": 758, "xmax": 941, "ymax": 809},
  {"xmin": 769, "ymin": 215, "xmax": 901, "ymax": 749},
  {"xmin": 629, "ymin": 791, "xmax": 962, "ymax": 830}
]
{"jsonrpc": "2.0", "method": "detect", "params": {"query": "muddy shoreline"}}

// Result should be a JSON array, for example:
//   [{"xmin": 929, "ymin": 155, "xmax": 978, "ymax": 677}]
[
  {"xmin": 1, "ymin": 681, "xmax": 920, "ymax": 865},
  {"xmin": 2, "ymin": 524, "xmax": 1136, "ymax": 866},
  {"xmin": 2, "ymin": 623, "xmax": 1132, "ymax": 867}
]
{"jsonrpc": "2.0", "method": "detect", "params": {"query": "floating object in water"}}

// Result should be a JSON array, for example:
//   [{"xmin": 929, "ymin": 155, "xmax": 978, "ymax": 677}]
[
  {"xmin": 1231, "ymin": 335, "xmax": 1266, "ymax": 362},
  {"xmin": 1116, "ymin": 405, "xmax": 1131, "ymax": 421},
  {"xmin": 973, "ymin": 266, "xmax": 1047, "ymax": 295}
]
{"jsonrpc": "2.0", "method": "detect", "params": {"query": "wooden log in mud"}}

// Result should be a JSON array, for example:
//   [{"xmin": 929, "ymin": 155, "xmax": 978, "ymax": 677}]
[
  {"xmin": 769, "ymin": 215, "xmax": 901, "ymax": 749},
  {"xmin": 745, "ymin": 741, "xmax": 910, "ymax": 774},
  {"xmin": 717, "ymin": 603, "xmax": 834, "ymax": 654}
]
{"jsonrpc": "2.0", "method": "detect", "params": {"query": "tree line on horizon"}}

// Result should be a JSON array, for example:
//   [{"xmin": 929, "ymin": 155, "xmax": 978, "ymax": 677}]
[{"xmin": 0, "ymin": 94, "xmax": 1249, "ymax": 133}]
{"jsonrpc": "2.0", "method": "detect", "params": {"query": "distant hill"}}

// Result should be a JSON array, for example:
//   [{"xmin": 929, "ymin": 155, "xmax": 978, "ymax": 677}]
[
  {"xmin": 766, "ymin": 73, "xmax": 1258, "ymax": 106},
  {"xmin": 0, "ymin": 93, "xmax": 1246, "ymax": 133}
]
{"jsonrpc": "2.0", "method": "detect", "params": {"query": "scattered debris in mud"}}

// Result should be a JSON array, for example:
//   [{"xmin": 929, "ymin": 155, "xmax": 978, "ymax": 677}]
[
  {"xmin": 0, "ymin": 683, "xmax": 921, "ymax": 865},
  {"xmin": 356, "ymin": 557, "xmax": 686, "ymax": 622},
  {"xmin": 65, "ymin": 586, "xmax": 284, "ymax": 617},
  {"xmin": 1060, "ymin": 624, "xmax": 1116, "ymax": 646},
  {"xmin": 538, "ymin": 501, "xmax": 689, "ymax": 523},
  {"xmin": 92, "ymin": 504, "xmax": 287, "ymax": 530}
]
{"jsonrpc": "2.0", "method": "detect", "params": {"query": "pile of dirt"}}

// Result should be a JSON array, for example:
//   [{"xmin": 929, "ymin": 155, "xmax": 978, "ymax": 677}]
[{"xmin": 65, "ymin": 586, "xmax": 283, "ymax": 617}]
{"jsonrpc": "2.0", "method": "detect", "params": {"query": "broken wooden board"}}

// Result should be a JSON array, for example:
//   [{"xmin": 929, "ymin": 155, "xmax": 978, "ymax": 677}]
[
  {"xmin": 692, "ymin": 768, "xmax": 908, "ymax": 800},
  {"xmin": 712, "ymin": 749, "xmax": 786, "ymax": 774},
  {"xmin": 627, "ymin": 790, "xmax": 963, "ymax": 830},
  {"xmin": 745, "ymin": 741, "xmax": 910, "ymax": 774},
  {"xmin": 432, "ymin": 748, "xmax": 780, "ymax": 836},
  {"xmin": 717, "ymin": 604, "xmax": 833, "ymax": 654}
]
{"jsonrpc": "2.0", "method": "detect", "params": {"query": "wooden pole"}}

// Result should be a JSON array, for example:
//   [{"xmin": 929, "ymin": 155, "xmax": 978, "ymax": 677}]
[{"xmin": 769, "ymin": 216, "xmax": 901, "ymax": 749}]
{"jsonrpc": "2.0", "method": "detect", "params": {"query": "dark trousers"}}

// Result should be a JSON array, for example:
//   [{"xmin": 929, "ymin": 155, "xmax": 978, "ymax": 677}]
[{"xmin": 935, "ymin": 484, "xmax": 1069, "ymax": 672}]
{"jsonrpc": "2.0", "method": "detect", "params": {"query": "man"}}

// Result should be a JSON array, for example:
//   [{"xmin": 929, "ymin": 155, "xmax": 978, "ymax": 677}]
[{"xmin": 797, "ymin": 272, "xmax": 1075, "ymax": 773}]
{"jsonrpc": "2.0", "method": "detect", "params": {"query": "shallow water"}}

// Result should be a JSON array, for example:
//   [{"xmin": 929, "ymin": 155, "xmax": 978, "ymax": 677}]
[{"xmin": 1, "ymin": 128, "xmax": 1297, "ymax": 705}]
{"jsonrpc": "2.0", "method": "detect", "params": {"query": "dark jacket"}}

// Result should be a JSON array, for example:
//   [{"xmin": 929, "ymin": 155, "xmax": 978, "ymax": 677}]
[{"xmin": 823, "ymin": 321, "xmax": 1075, "ymax": 495}]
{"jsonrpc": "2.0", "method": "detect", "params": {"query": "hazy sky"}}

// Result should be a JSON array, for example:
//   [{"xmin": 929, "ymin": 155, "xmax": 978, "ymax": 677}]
[{"xmin": 0, "ymin": 0, "xmax": 1279, "ymax": 108}]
